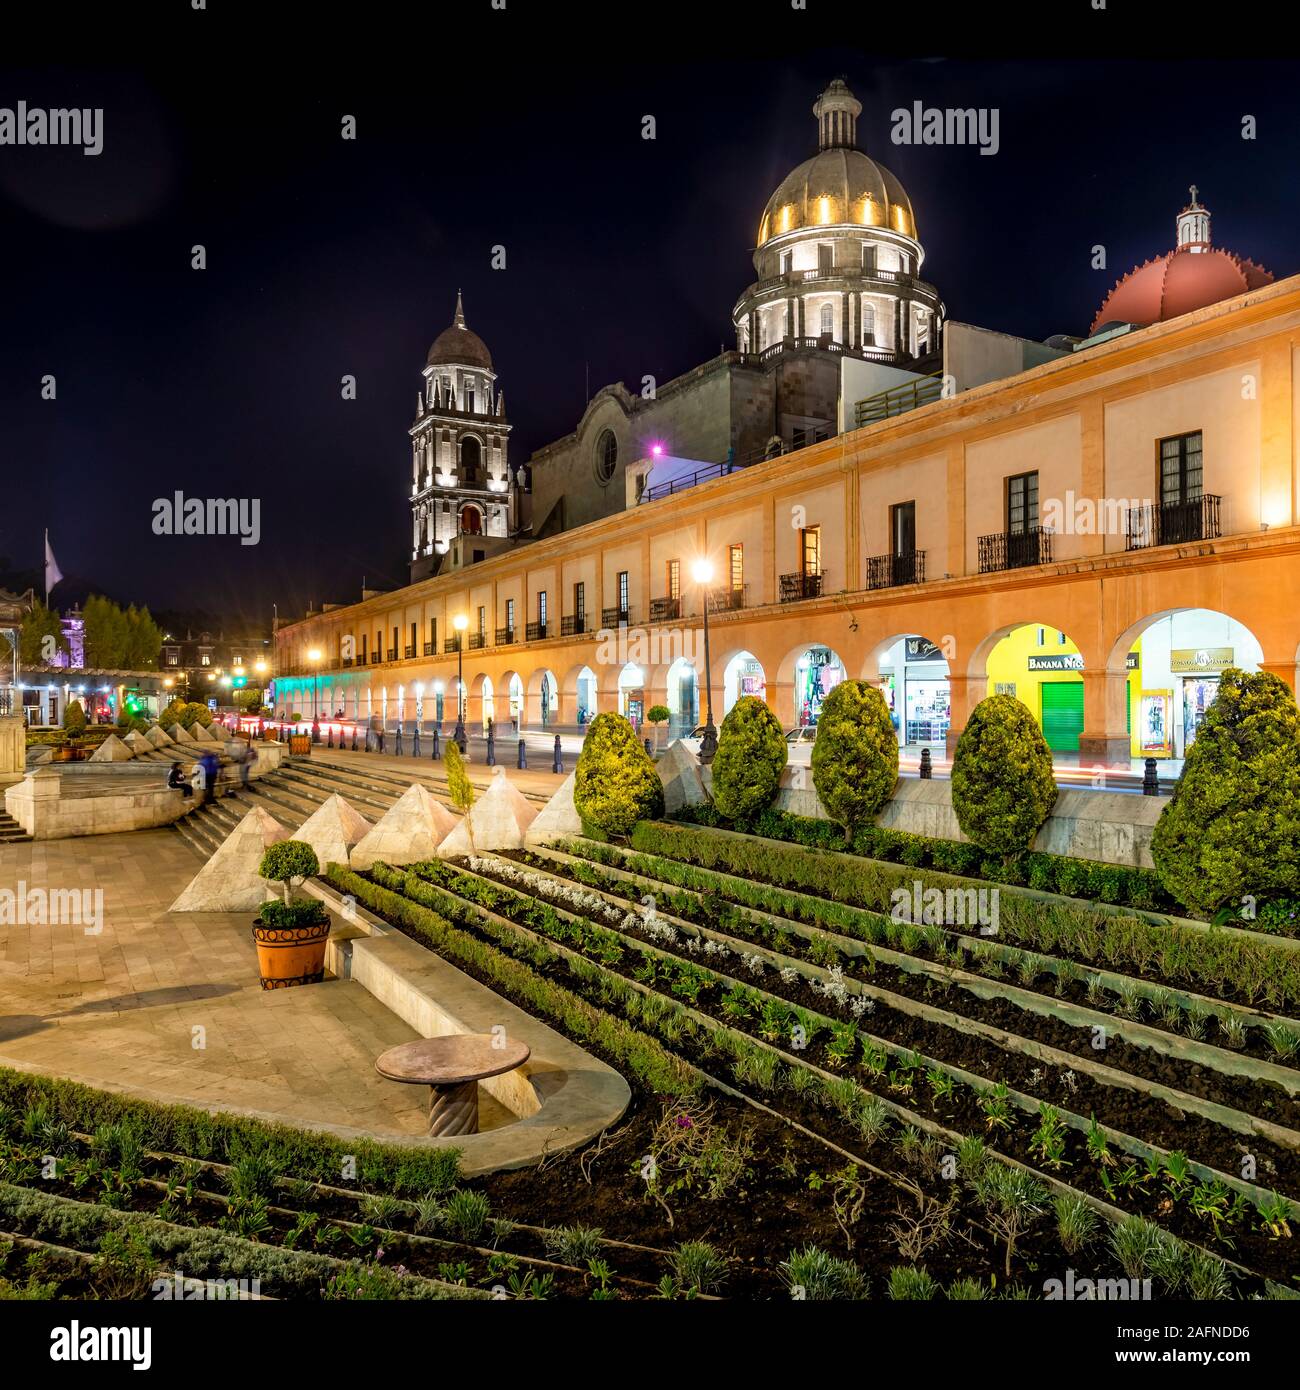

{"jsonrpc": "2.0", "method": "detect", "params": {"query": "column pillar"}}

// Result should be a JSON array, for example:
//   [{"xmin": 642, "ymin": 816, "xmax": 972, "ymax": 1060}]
[
  {"xmin": 770, "ymin": 678, "xmax": 796, "ymax": 729},
  {"xmin": 1078, "ymin": 668, "xmax": 1132, "ymax": 768},
  {"xmin": 1259, "ymin": 659, "xmax": 1298, "ymax": 696},
  {"xmin": 944, "ymin": 674, "xmax": 983, "ymax": 759}
]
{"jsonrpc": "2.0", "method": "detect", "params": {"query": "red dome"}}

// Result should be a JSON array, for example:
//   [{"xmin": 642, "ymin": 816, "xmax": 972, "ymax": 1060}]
[{"xmin": 1091, "ymin": 248, "xmax": 1272, "ymax": 334}]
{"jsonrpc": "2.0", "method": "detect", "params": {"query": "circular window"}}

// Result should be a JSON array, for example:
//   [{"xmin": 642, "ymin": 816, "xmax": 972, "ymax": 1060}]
[{"xmin": 594, "ymin": 429, "xmax": 618, "ymax": 484}]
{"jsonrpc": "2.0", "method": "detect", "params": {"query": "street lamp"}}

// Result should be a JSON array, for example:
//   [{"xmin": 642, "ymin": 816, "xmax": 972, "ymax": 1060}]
[
  {"xmin": 452, "ymin": 615, "xmax": 468, "ymax": 752},
  {"xmin": 693, "ymin": 558, "xmax": 718, "ymax": 763},
  {"xmin": 308, "ymin": 647, "xmax": 322, "ymax": 741}
]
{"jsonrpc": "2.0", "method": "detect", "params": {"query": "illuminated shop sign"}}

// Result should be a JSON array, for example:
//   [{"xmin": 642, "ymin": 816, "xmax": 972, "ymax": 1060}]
[{"xmin": 1170, "ymin": 647, "xmax": 1233, "ymax": 674}]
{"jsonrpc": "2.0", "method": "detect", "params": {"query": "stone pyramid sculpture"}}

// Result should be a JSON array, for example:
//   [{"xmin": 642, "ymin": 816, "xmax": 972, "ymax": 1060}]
[
  {"xmin": 170, "ymin": 806, "xmax": 291, "ymax": 911},
  {"xmin": 167, "ymin": 723, "xmax": 196, "ymax": 743},
  {"xmin": 145, "ymin": 724, "xmax": 173, "ymax": 748},
  {"xmin": 350, "ymin": 783, "xmax": 460, "ymax": 870},
  {"xmin": 658, "ymin": 739, "xmax": 708, "ymax": 814},
  {"xmin": 124, "ymin": 730, "xmax": 156, "ymax": 755},
  {"xmin": 525, "ymin": 770, "xmax": 582, "ymax": 844},
  {"xmin": 294, "ymin": 793, "xmax": 372, "ymax": 872},
  {"xmin": 438, "ymin": 768, "xmax": 537, "ymax": 857},
  {"xmin": 190, "ymin": 722, "xmax": 220, "ymax": 743},
  {"xmin": 88, "ymin": 733, "xmax": 136, "ymax": 762}
]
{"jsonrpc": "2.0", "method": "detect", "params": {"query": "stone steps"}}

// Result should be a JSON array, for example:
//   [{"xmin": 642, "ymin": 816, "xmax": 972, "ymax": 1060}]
[{"xmin": 0, "ymin": 809, "xmax": 31, "ymax": 844}]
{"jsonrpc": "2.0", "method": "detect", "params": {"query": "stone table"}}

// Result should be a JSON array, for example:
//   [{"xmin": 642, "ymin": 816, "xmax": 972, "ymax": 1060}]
[{"xmin": 374, "ymin": 1034, "xmax": 531, "ymax": 1137}]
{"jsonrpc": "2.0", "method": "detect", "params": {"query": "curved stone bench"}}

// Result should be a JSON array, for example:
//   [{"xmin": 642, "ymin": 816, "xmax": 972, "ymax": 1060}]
[{"xmin": 307, "ymin": 879, "xmax": 631, "ymax": 1174}]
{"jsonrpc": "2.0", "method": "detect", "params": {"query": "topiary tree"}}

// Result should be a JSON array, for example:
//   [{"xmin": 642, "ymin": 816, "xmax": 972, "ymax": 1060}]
[
  {"xmin": 951, "ymin": 694, "xmax": 1057, "ymax": 859},
  {"xmin": 259, "ymin": 840, "xmax": 320, "ymax": 904},
  {"xmin": 712, "ymin": 695, "xmax": 787, "ymax": 821},
  {"xmin": 810, "ymin": 680, "xmax": 899, "ymax": 842},
  {"xmin": 1151, "ymin": 668, "xmax": 1300, "ymax": 916},
  {"xmin": 160, "ymin": 700, "xmax": 187, "ymax": 728},
  {"xmin": 646, "ymin": 704, "xmax": 671, "ymax": 751},
  {"xmin": 444, "ymin": 740, "xmax": 475, "ymax": 812},
  {"xmin": 574, "ymin": 711, "xmax": 665, "ymax": 836},
  {"xmin": 62, "ymin": 700, "xmax": 86, "ymax": 734},
  {"xmin": 183, "ymin": 702, "xmax": 214, "ymax": 729}
]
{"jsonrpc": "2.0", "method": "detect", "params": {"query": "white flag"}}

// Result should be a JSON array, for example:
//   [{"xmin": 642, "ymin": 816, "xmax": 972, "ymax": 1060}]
[{"xmin": 44, "ymin": 530, "xmax": 63, "ymax": 598}]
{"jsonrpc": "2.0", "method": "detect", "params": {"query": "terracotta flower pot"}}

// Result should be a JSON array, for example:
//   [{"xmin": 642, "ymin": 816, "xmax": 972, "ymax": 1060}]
[{"xmin": 251, "ymin": 916, "xmax": 330, "ymax": 990}]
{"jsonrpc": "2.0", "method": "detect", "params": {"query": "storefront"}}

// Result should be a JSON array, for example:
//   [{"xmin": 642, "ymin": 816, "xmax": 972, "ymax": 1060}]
[
  {"xmin": 795, "ymin": 646, "xmax": 845, "ymax": 727},
  {"xmin": 1172, "ymin": 647, "xmax": 1233, "ymax": 752},
  {"xmin": 878, "ymin": 637, "xmax": 951, "ymax": 747}
]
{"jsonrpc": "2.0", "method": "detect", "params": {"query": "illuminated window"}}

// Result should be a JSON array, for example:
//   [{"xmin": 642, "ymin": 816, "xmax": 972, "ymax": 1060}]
[
  {"xmin": 729, "ymin": 544, "xmax": 743, "ymax": 592},
  {"xmin": 667, "ymin": 559, "xmax": 680, "ymax": 601},
  {"xmin": 820, "ymin": 303, "xmax": 833, "ymax": 335}
]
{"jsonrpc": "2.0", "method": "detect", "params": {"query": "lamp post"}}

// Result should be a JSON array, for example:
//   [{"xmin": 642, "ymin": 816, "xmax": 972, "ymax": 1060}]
[
  {"xmin": 452, "ymin": 615, "xmax": 468, "ymax": 752},
  {"xmin": 308, "ymin": 647, "xmax": 322, "ymax": 741},
  {"xmin": 693, "ymin": 558, "xmax": 717, "ymax": 763}
]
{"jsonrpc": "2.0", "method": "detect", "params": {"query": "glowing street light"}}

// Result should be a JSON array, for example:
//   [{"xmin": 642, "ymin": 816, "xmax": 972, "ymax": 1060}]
[
  {"xmin": 452, "ymin": 615, "xmax": 469, "ymax": 752},
  {"xmin": 692, "ymin": 558, "xmax": 717, "ymax": 763}
]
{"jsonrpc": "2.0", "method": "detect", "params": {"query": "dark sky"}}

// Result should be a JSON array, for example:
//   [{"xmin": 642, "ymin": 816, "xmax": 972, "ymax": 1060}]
[{"xmin": 2, "ymin": 5, "xmax": 1296, "ymax": 627}]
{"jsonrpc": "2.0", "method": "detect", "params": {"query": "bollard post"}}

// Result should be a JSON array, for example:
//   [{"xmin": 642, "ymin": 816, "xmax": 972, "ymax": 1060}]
[
  {"xmin": 1143, "ymin": 757, "xmax": 1159, "ymax": 796},
  {"xmin": 919, "ymin": 747, "xmax": 932, "ymax": 780},
  {"xmin": 552, "ymin": 734, "xmax": 564, "ymax": 774},
  {"xmin": 351, "ymin": 726, "xmax": 358, "ymax": 752},
  {"xmin": 311, "ymin": 720, "xmax": 320, "ymax": 745},
  {"xmin": 485, "ymin": 729, "xmax": 496, "ymax": 766},
  {"xmin": 517, "ymin": 738, "xmax": 527, "ymax": 770},
  {"xmin": 378, "ymin": 729, "xmax": 386, "ymax": 755},
  {"xmin": 431, "ymin": 728, "xmax": 441, "ymax": 759},
  {"xmin": 412, "ymin": 727, "xmax": 420, "ymax": 757},
  {"xmin": 326, "ymin": 725, "xmax": 334, "ymax": 749},
  {"xmin": 395, "ymin": 725, "xmax": 403, "ymax": 756},
  {"xmin": 644, "ymin": 737, "xmax": 653, "ymax": 757}
]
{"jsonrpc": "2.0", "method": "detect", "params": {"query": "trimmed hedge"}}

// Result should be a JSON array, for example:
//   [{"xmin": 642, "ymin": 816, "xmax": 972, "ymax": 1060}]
[
  {"xmin": 951, "ymin": 694, "xmax": 1057, "ymax": 858},
  {"xmin": 574, "ymin": 712, "xmax": 664, "ymax": 835},
  {"xmin": 711, "ymin": 695, "xmax": 787, "ymax": 821},
  {"xmin": 1152, "ymin": 669, "xmax": 1300, "ymax": 916},
  {"xmin": 810, "ymin": 680, "xmax": 898, "ymax": 839},
  {"xmin": 0, "ymin": 1067, "xmax": 461, "ymax": 1196}
]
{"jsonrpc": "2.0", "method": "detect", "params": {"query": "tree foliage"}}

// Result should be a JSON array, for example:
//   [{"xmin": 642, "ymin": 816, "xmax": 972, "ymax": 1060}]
[
  {"xmin": 18, "ymin": 600, "xmax": 69, "ymax": 666},
  {"xmin": 61, "ymin": 699, "xmax": 86, "ymax": 733},
  {"xmin": 711, "ymin": 695, "xmax": 787, "ymax": 821},
  {"xmin": 951, "ymin": 694, "xmax": 1058, "ymax": 858},
  {"xmin": 259, "ymin": 840, "xmax": 321, "ymax": 905},
  {"xmin": 810, "ymin": 680, "xmax": 899, "ymax": 839},
  {"xmin": 574, "ymin": 712, "xmax": 665, "ymax": 835},
  {"xmin": 1151, "ymin": 669, "xmax": 1300, "ymax": 915},
  {"xmin": 444, "ymin": 741, "xmax": 475, "ymax": 812},
  {"xmin": 81, "ymin": 595, "xmax": 162, "ymax": 670}
]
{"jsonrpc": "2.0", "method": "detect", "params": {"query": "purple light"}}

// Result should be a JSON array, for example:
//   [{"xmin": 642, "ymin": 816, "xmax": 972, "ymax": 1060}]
[{"xmin": 651, "ymin": 443, "xmax": 663, "ymax": 457}]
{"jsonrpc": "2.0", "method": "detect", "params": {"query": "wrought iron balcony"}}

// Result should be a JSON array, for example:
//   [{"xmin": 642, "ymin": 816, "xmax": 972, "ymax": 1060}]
[
  {"xmin": 780, "ymin": 572, "xmax": 823, "ymax": 603},
  {"xmin": 1125, "ymin": 495, "xmax": 1221, "ymax": 550},
  {"xmin": 404, "ymin": 644, "xmax": 416, "ymax": 659},
  {"xmin": 423, "ymin": 642, "xmax": 435, "ymax": 656},
  {"xmin": 707, "ymin": 586, "xmax": 747, "ymax": 614},
  {"xmin": 602, "ymin": 606, "xmax": 632, "ymax": 628},
  {"xmin": 341, "ymin": 657, "xmax": 353, "ymax": 668},
  {"xmin": 650, "ymin": 596, "xmax": 683, "ymax": 622},
  {"xmin": 443, "ymin": 636, "xmax": 462, "ymax": 654},
  {"xmin": 386, "ymin": 648, "xmax": 398, "ymax": 662},
  {"xmin": 560, "ymin": 615, "xmax": 586, "ymax": 637},
  {"xmin": 867, "ymin": 550, "xmax": 926, "ymax": 590},
  {"xmin": 526, "ymin": 621, "xmax": 548, "ymax": 641},
  {"xmin": 495, "ymin": 627, "xmax": 517, "ymax": 646},
  {"xmin": 977, "ymin": 527, "xmax": 1053, "ymax": 574},
  {"xmin": 468, "ymin": 633, "xmax": 486, "ymax": 650}
]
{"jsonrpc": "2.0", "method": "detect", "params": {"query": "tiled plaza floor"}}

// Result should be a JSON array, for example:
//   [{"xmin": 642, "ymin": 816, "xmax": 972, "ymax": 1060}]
[{"xmin": 0, "ymin": 828, "xmax": 432, "ymax": 1139}]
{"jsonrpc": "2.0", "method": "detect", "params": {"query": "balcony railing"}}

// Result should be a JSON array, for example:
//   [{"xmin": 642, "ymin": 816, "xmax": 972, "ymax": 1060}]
[
  {"xmin": 650, "ymin": 596, "xmax": 683, "ymax": 622},
  {"xmin": 386, "ymin": 648, "xmax": 398, "ymax": 662},
  {"xmin": 1125, "ymin": 495, "xmax": 1222, "ymax": 551},
  {"xmin": 495, "ymin": 627, "xmax": 517, "ymax": 646},
  {"xmin": 602, "ymin": 606, "xmax": 631, "ymax": 628},
  {"xmin": 855, "ymin": 373, "xmax": 944, "ymax": 428},
  {"xmin": 780, "ymin": 572, "xmax": 824, "ymax": 603},
  {"xmin": 867, "ymin": 550, "xmax": 926, "ymax": 590},
  {"xmin": 977, "ymin": 527, "xmax": 1054, "ymax": 574},
  {"xmin": 469, "ymin": 633, "xmax": 486, "ymax": 650},
  {"xmin": 526, "ymin": 621, "xmax": 548, "ymax": 641},
  {"xmin": 443, "ymin": 637, "xmax": 462, "ymax": 654},
  {"xmin": 404, "ymin": 644, "xmax": 416, "ymax": 659},
  {"xmin": 707, "ymin": 586, "xmax": 747, "ymax": 614},
  {"xmin": 341, "ymin": 657, "xmax": 353, "ymax": 668},
  {"xmin": 560, "ymin": 615, "xmax": 586, "ymax": 637},
  {"xmin": 423, "ymin": 642, "xmax": 435, "ymax": 656}
]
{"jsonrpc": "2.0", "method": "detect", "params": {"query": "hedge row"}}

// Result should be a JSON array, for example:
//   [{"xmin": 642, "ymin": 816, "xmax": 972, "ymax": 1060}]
[
  {"xmin": 328, "ymin": 865, "xmax": 698, "ymax": 1099},
  {"xmin": 625, "ymin": 821, "xmax": 1300, "ymax": 1011},
  {"xmin": 0, "ymin": 1182, "xmax": 482, "ymax": 1300},
  {"xmin": 672, "ymin": 803, "xmax": 1175, "ymax": 914},
  {"xmin": 0, "ymin": 1068, "xmax": 461, "ymax": 1196}
]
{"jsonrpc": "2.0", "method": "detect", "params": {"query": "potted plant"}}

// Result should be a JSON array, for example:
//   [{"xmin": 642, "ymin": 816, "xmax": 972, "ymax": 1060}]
[{"xmin": 251, "ymin": 840, "xmax": 331, "ymax": 989}]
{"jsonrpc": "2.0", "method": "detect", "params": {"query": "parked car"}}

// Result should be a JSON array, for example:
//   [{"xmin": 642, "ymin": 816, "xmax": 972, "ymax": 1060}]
[
  {"xmin": 785, "ymin": 726, "xmax": 817, "ymax": 762},
  {"xmin": 676, "ymin": 725, "xmax": 709, "ymax": 757}
]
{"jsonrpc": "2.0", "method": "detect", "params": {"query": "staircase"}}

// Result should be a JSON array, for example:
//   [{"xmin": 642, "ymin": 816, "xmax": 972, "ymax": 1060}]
[
  {"xmin": 0, "ymin": 808, "xmax": 31, "ymax": 844},
  {"xmin": 170, "ymin": 754, "xmax": 549, "ymax": 860}
]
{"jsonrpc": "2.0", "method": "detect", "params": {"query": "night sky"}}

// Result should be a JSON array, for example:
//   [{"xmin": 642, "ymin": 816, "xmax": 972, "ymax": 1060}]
[{"xmin": 2, "ymin": 7, "xmax": 1295, "ymax": 627}]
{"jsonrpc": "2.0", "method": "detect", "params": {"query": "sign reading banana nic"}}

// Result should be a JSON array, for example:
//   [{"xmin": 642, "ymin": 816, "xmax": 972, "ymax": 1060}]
[
  {"xmin": 1170, "ymin": 647, "xmax": 1234, "ymax": 674},
  {"xmin": 1026, "ymin": 653, "xmax": 1142, "ymax": 672}
]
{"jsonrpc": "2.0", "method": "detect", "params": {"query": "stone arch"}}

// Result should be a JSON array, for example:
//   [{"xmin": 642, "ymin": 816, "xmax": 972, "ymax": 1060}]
[
  {"xmin": 525, "ymin": 668, "xmax": 559, "ymax": 728},
  {"xmin": 562, "ymin": 663, "xmax": 600, "ymax": 728},
  {"xmin": 721, "ymin": 649, "xmax": 767, "ymax": 717},
  {"xmin": 862, "ymin": 631, "xmax": 952, "ymax": 750},
  {"xmin": 774, "ymin": 641, "xmax": 849, "ymax": 729},
  {"xmin": 663, "ymin": 655, "xmax": 699, "ymax": 738}
]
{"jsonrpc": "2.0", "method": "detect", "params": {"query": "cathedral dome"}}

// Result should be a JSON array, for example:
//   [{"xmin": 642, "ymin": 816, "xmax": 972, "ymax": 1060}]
[
  {"xmin": 426, "ymin": 291, "xmax": 493, "ymax": 371},
  {"xmin": 757, "ymin": 80, "xmax": 917, "ymax": 245},
  {"xmin": 1091, "ymin": 189, "xmax": 1272, "ymax": 335},
  {"xmin": 758, "ymin": 147, "xmax": 917, "ymax": 245}
]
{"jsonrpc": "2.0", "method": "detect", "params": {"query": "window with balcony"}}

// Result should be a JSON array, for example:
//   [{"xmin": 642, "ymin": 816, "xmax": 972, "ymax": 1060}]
[
  {"xmin": 978, "ymin": 472, "xmax": 1051, "ymax": 571},
  {"xmin": 820, "ymin": 302, "xmax": 833, "ymax": 335},
  {"xmin": 780, "ymin": 249, "xmax": 792, "ymax": 275},
  {"xmin": 861, "ymin": 301, "xmax": 876, "ymax": 346},
  {"xmin": 802, "ymin": 526, "xmax": 821, "ymax": 577},
  {"xmin": 729, "ymin": 544, "xmax": 743, "ymax": 592},
  {"xmin": 1127, "ymin": 430, "xmax": 1219, "ymax": 548},
  {"xmin": 817, "ymin": 242, "xmax": 833, "ymax": 272},
  {"xmin": 869, "ymin": 501, "xmax": 924, "ymax": 588}
]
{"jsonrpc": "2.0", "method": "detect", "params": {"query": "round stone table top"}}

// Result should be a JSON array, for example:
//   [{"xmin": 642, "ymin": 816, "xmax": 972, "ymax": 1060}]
[{"xmin": 375, "ymin": 1034, "xmax": 530, "ymax": 1087}]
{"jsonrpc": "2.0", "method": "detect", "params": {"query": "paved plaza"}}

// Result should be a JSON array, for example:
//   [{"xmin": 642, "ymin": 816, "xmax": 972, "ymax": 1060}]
[{"xmin": 0, "ymin": 826, "xmax": 439, "ymax": 1140}]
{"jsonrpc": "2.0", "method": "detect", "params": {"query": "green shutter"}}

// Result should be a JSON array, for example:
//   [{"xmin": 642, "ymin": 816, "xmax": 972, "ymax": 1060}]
[{"xmin": 1040, "ymin": 681, "xmax": 1084, "ymax": 753}]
